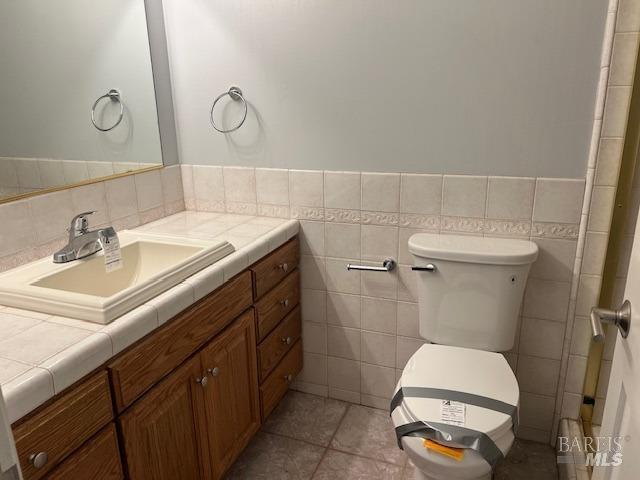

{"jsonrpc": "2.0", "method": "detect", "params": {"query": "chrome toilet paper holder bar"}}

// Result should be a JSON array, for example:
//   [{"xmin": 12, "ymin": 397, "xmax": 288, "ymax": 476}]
[{"xmin": 347, "ymin": 258, "xmax": 396, "ymax": 272}]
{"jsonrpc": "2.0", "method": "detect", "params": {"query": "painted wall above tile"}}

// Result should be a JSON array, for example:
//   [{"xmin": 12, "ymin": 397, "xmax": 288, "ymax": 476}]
[{"xmin": 164, "ymin": 0, "xmax": 607, "ymax": 177}]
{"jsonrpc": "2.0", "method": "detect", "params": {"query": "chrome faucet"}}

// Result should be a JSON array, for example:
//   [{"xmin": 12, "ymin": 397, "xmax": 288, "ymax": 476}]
[{"xmin": 53, "ymin": 211, "xmax": 119, "ymax": 263}]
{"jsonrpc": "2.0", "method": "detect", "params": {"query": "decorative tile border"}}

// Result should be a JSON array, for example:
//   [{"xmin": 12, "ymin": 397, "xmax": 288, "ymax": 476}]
[
  {"xmin": 440, "ymin": 216, "xmax": 485, "ymax": 234},
  {"xmin": 398, "ymin": 213, "xmax": 440, "ymax": 230},
  {"xmin": 291, "ymin": 206, "xmax": 325, "ymax": 221},
  {"xmin": 325, "ymin": 208, "xmax": 361, "ymax": 224},
  {"xmin": 360, "ymin": 211, "xmax": 398, "ymax": 226},
  {"xmin": 483, "ymin": 219, "xmax": 531, "ymax": 237},
  {"xmin": 532, "ymin": 222, "xmax": 580, "ymax": 240},
  {"xmin": 225, "ymin": 201, "xmax": 258, "ymax": 215},
  {"xmin": 258, "ymin": 204, "xmax": 291, "ymax": 218}
]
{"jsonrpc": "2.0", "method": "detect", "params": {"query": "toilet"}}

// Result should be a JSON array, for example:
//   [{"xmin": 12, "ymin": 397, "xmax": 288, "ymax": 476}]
[{"xmin": 391, "ymin": 233, "xmax": 539, "ymax": 480}]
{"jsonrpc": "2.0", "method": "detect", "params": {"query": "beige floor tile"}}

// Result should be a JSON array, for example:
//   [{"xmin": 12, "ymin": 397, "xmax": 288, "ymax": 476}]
[
  {"xmin": 494, "ymin": 439, "xmax": 558, "ymax": 479},
  {"xmin": 262, "ymin": 391, "xmax": 348, "ymax": 446},
  {"xmin": 226, "ymin": 432, "xmax": 324, "ymax": 479},
  {"xmin": 313, "ymin": 450, "xmax": 403, "ymax": 479},
  {"xmin": 330, "ymin": 405, "xmax": 406, "ymax": 466}
]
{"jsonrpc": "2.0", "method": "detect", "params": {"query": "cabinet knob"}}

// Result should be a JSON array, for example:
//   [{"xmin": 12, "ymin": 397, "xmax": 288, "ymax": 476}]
[
  {"xmin": 29, "ymin": 452, "xmax": 48, "ymax": 469},
  {"xmin": 278, "ymin": 263, "xmax": 289, "ymax": 273},
  {"xmin": 284, "ymin": 374, "xmax": 293, "ymax": 383},
  {"xmin": 280, "ymin": 298, "xmax": 290, "ymax": 308},
  {"xmin": 195, "ymin": 376, "xmax": 208, "ymax": 388},
  {"xmin": 208, "ymin": 367, "xmax": 220, "ymax": 377},
  {"xmin": 281, "ymin": 336, "xmax": 292, "ymax": 345}
]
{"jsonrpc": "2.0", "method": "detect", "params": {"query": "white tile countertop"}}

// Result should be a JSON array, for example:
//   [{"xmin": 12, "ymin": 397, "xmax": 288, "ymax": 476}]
[{"xmin": 0, "ymin": 212, "xmax": 299, "ymax": 424}]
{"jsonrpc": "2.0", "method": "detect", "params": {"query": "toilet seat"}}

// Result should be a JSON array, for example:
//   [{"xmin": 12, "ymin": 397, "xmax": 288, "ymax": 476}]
[
  {"xmin": 396, "ymin": 343, "xmax": 519, "ymax": 443},
  {"xmin": 391, "ymin": 344, "xmax": 519, "ymax": 479}
]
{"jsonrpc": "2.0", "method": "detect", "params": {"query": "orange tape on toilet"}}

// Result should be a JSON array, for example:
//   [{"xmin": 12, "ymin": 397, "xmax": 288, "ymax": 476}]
[{"xmin": 423, "ymin": 439, "xmax": 465, "ymax": 461}]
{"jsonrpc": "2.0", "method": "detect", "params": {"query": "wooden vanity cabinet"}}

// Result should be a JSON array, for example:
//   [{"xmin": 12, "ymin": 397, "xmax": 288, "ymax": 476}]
[
  {"xmin": 199, "ymin": 309, "xmax": 260, "ymax": 479},
  {"xmin": 12, "ymin": 236, "xmax": 301, "ymax": 480},
  {"xmin": 119, "ymin": 356, "xmax": 212, "ymax": 480}
]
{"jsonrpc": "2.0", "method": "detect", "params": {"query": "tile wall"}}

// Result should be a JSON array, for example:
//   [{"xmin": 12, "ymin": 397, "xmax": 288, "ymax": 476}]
[
  {"xmin": 0, "ymin": 165, "xmax": 184, "ymax": 273},
  {"xmin": 181, "ymin": 164, "xmax": 586, "ymax": 443},
  {"xmin": 556, "ymin": 0, "xmax": 640, "ymax": 432},
  {"xmin": 0, "ymin": 157, "xmax": 158, "ymax": 199}
]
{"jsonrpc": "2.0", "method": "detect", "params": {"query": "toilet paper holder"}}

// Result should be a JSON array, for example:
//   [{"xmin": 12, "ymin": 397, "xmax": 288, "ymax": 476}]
[{"xmin": 346, "ymin": 258, "xmax": 396, "ymax": 272}]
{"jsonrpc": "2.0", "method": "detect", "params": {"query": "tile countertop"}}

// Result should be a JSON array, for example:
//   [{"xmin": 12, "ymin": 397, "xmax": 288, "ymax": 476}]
[{"xmin": 0, "ymin": 212, "xmax": 299, "ymax": 424}]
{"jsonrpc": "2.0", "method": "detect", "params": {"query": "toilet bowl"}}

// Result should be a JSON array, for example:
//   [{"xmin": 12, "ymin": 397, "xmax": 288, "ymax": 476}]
[
  {"xmin": 391, "ymin": 344, "xmax": 518, "ymax": 480},
  {"xmin": 393, "ymin": 234, "xmax": 538, "ymax": 479}
]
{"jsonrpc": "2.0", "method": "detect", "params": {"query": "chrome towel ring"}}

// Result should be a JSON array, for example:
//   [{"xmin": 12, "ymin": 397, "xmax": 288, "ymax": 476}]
[
  {"xmin": 91, "ymin": 89, "xmax": 124, "ymax": 132},
  {"xmin": 210, "ymin": 86, "xmax": 248, "ymax": 133}
]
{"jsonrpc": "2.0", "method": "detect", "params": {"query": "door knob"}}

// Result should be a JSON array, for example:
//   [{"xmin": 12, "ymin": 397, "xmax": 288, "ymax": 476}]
[{"xmin": 590, "ymin": 300, "xmax": 631, "ymax": 342}]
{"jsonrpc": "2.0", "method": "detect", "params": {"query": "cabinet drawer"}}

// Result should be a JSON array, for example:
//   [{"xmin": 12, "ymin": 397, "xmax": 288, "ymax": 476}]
[
  {"xmin": 251, "ymin": 237, "xmax": 299, "ymax": 299},
  {"xmin": 47, "ymin": 424, "xmax": 123, "ymax": 480},
  {"xmin": 255, "ymin": 270, "xmax": 300, "ymax": 342},
  {"xmin": 13, "ymin": 371, "xmax": 113, "ymax": 480},
  {"xmin": 109, "ymin": 271, "xmax": 253, "ymax": 412},
  {"xmin": 259, "ymin": 340, "xmax": 302, "ymax": 420},
  {"xmin": 257, "ymin": 306, "xmax": 301, "ymax": 382}
]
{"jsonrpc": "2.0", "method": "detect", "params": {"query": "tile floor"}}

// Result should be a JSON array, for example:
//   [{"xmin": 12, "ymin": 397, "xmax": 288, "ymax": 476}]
[{"xmin": 226, "ymin": 391, "xmax": 559, "ymax": 479}]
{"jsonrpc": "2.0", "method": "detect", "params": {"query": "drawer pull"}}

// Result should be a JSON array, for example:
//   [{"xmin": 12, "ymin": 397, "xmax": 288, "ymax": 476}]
[
  {"xmin": 284, "ymin": 374, "xmax": 293, "ymax": 383},
  {"xmin": 195, "ymin": 375, "xmax": 208, "ymax": 388},
  {"xmin": 278, "ymin": 262, "xmax": 289, "ymax": 273},
  {"xmin": 29, "ymin": 452, "xmax": 48, "ymax": 469},
  {"xmin": 207, "ymin": 367, "xmax": 220, "ymax": 377},
  {"xmin": 280, "ymin": 298, "xmax": 290, "ymax": 308},
  {"xmin": 281, "ymin": 336, "xmax": 293, "ymax": 345}
]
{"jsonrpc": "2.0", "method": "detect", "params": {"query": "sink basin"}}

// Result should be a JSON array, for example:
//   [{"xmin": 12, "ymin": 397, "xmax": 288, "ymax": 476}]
[{"xmin": 0, "ymin": 231, "xmax": 234, "ymax": 324}]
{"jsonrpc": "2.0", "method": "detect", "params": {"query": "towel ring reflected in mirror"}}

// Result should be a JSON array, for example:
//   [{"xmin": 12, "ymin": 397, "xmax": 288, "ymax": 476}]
[
  {"xmin": 91, "ymin": 89, "xmax": 124, "ymax": 132},
  {"xmin": 210, "ymin": 86, "xmax": 248, "ymax": 133}
]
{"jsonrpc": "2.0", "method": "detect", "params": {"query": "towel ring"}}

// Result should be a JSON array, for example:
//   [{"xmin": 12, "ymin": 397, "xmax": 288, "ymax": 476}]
[
  {"xmin": 91, "ymin": 89, "xmax": 124, "ymax": 132},
  {"xmin": 210, "ymin": 86, "xmax": 248, "ymax": 133}
]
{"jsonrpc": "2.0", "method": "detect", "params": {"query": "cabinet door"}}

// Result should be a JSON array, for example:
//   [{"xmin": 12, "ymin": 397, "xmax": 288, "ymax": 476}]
[
  {"xmin": 200, "ymin": 310, "xmax": 260, "ymax": 479},
  {"xmin": 119, "ymin": 356, "xmax": 211, "ymax": 480}
]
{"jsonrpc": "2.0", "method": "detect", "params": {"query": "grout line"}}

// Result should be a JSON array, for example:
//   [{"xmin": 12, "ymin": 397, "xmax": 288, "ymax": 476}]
[{"xmin": 309, "ymin": 403, "xmax": 352, "ymax": 477}]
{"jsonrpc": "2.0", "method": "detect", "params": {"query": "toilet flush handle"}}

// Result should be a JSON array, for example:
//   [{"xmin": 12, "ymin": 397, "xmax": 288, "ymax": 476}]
[{"xmin": 412, "ymin": 264, "xmax": 437, "ymax": 272}]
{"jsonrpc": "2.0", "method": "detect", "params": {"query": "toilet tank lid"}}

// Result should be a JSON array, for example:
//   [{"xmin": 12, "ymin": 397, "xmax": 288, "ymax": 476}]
[{"xmin": 408, "ymin": 233, "xmax": 538, "ymax": 265}]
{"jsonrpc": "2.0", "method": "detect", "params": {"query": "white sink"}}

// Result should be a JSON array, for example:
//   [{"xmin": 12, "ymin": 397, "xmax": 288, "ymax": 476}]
[{"xmin": 0, "ymin": 231, "xmax": 234, "ymax": 324}]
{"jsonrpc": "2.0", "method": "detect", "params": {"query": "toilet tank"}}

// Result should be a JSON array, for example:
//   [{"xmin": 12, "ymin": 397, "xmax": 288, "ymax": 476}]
[{"xmin": 409, "ymin": 234, "xmax": 538, "ymax": 352}]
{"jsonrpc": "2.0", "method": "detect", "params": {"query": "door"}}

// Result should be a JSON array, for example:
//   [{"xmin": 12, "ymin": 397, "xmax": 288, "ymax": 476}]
[
  {"xmin": 593, "ymin": 213, "xmax": 640, "ymax": 479},
  {"xmin": 119, "ymin": 356, "xmax": 211, "ymax": 480},
  {"xmin": 200, "ymin": 309, "xmax": 260, "ymax": 479}
]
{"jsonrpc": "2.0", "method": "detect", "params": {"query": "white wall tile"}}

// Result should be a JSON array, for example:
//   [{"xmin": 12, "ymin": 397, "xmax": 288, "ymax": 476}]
[
  {"xmin": 442, "ymin": 175, "xmax": 487, "ymax": 218},
  {"xmin": 299, "ymin": 220, "xmax": 325, "ymax": 256},
  {"xmin": 361, "ymin": 331, "xmax": 396, "ymax": 367},
  {"xmin": 328, "ymin": 356, "xmax": 360, "ymax": 392},
  {"xmin": 302, "ymin": 322, "xmax": 327, "ymax": 355},
  {"xmin": 361, "ymin": 225, "xmax": 398, "ymax": 261},
  {"xmin": 301, "ymin": 288, "xmax": 327, "ymax": 324},
  {"xmin": 361, "ymin": 363, "xmax": 395, "ymax": 399},
  {"xmin": 399, "ymin": 174, "xmax": 442, "ymax": 215},
  {"xmin": 519, "ymin": 392, "xmax": 555, "ymax": 430},
  {"xmin": 135, "ymin": 170, "xmax": 164, "ymax": 212},
  {"xmin": 290, "ymin": 170, "xmax": 324, "ymax": 207},
  {"xmin": 325, "ymin": 223, "xmax": 361, "ymax": 259},
  {"xmin": 325, "ymin": 257, "xmax": 360, "ymax": 294},
  {"xmin": 361, "ymin": 173, "xmax": 400, "ymax": 212},
  {"xmin": 486, "ymin": 177, "xmax": 535, "ymax": 220},
  {"xmin": 396, "ymin": 336, "xmax": 424, "ymax": 368},
  {"xmin": 396, "ymin": 302, "xmax": 420, "ymax": 338},
  {"xmin": 523, "ymin": 278, "xmax": 571, "ymax": 322},
  {"xmin": 29, "ymin": 190, "xmax": 74, "ymax": 243},
  {"xmin": 361, "ymin": 297, "xmax": 396, "ymax": 334},
  {"xmin": 70, "ymin": 183, "xmax": 109, "ymax": 226},
  {"xmin": 324, "ymin": 171, "xmax": 361, "ymax": 210},
  {"xmin": 193, "ymin": 165, "xmax": 224, "ymax": 209},
  {"xmin": 532, "ymin": 179, "xmax": 584, "ymax": 224},
  {"xmin": 530, "ymin": 238, "xmax": 578, "ymax": 282},
  {"xmin": 588, "ymin": 186, "xmax": 616, "ymax": 232},
  {"xmin": 602, "ymin": 86, "xmax": 633, "ymax": 137},
  {"xmin": 0, "ymin": 200, "xmax": 36, "ymax": 257},
  {"xmin": 519, "ymin": 317, "xmax": 565, "ymax": 360},
  {"xmin": 256, "ymin": 168, "xmax": 289, "ymax": 205},
  {"xmin": 299, "ymin": 352, "xmax": 327, "ymax": 385},
  {"xmin": 223, "ymin": 166, "xmax": 256, "ymax": 204},
  {"xmin": 105, "ymin": 175, "xmax": 138, "ymax": 220},
  {"xmin": 565, "ymin": 355, "xmax": 588, "ymax": 394},
  {"xmin": 516, "ymin": 355, "xmax": 561, "ymax": 396},
  {"xmin": 327, "ymin": 325, "xmax": 361, "ymax": 360},
  {"xmin": 326, "ymin": 292, "xmax": 361, "ymax": 328}
]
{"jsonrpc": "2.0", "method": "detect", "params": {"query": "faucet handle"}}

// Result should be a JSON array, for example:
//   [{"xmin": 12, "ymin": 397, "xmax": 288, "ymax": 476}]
[{"xmin": 70, "ymin": 211, "xmax": 96, "ymax": 236}]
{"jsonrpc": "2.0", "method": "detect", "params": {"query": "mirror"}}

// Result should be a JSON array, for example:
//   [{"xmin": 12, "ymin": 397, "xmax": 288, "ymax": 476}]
[{"xmin": 0, "ymin": 0, "xmax": 175, "ymax": 202}]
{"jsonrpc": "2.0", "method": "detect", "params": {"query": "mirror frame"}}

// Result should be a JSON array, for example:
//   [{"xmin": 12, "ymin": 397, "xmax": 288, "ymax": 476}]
[{"xmin": 0, "ymin": 0, "xmax": 177, "ymax": 206}]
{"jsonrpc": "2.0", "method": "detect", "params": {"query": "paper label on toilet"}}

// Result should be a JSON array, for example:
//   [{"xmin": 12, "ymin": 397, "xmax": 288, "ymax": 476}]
[
  {"xmin": 103, "ymin": 236, "xmax": 123, "ymax": 273},
  {"xmin": 440, "ymin": 400, "xmax": 466, "ymax": 426}
]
